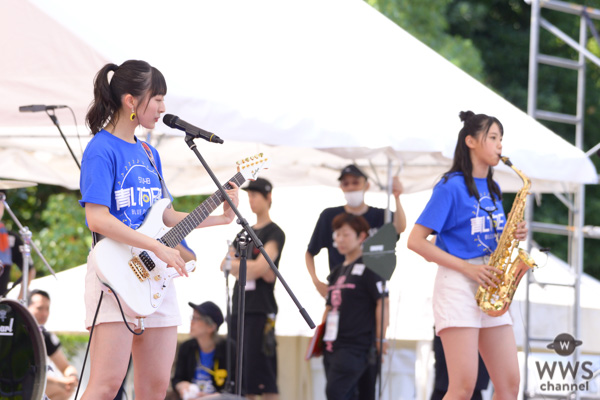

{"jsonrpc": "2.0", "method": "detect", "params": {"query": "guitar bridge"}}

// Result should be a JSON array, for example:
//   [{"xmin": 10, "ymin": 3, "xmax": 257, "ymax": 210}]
[{"xmin": 129, "ymin": 256, "xmax": 150, "ymax": 282}]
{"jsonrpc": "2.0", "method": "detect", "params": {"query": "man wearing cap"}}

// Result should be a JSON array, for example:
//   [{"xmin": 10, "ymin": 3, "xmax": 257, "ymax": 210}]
[
  {"xmin": 221, "ymin": 177, "xmax": 285, "ymax": 400},
  {"xmin": 305, "ymin": 164, "xmax": 406, "ymax": 297},
  {"xmin": 171, "ymin": 301, "xmax": 232, "ymax": 398}
]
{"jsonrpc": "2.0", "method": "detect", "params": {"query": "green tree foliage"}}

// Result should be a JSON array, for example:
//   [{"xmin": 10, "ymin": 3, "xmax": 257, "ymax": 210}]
[
  {"xmin": 38, "ymin": 191, "xmax": 91, "ymax": 273},
  {"xmin": 171, "ymin": 195, "xmax": 209, "ymax": 214},
  {"xmin": 2, "ymin": 185, "xmax": 87, "ymax": 279},
  {"xmin": 367, "ymin": 0, "xmax": 486, "ymax": 80}
]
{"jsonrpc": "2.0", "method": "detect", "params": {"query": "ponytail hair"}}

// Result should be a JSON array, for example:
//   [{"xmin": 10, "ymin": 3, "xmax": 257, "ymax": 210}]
[
  {"xmin": 442, "ymin": 111, "xmax": 503, "ymax": 202},
  {"xmin": 86, "ymin": 60, "xmax": 167, "ymax": 135}
]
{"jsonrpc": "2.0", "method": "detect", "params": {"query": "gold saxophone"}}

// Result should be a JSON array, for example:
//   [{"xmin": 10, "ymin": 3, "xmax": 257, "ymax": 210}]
[{"xmin": 475, "ymin": 156, "xmax": 537, "ymax": 317}]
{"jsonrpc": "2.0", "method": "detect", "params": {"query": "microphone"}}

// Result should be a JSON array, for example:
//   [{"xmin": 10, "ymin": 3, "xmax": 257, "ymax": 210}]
[
  {"xmin": 162, "ymin": 114, "xmax": 224, "ymax": 144},
  {"xmin": 19, "ymin": 105, "xmax": 68, "ymax": 112}
]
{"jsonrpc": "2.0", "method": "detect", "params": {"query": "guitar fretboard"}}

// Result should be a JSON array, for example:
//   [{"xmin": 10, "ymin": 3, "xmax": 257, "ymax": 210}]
[{"xmin": 160, "ymin": 172, "xmax": 245, "ymax": 247}]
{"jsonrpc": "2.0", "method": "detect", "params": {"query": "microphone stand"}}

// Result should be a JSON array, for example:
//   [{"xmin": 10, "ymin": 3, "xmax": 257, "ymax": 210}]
[
  {"xmin": 0, "ymin": 193, "xmax": 57, "ymax": 303},
  {"xmin": 46, "ymin": 109, "xmax": 81, "ymax": 170},
  {"xmin": 223, "ymin": 240, "xmax": 235, "ymax": 393},
  {"xmin": 184, "ymin": 134, "xmax": 315, "ymax": 396},
  {"xmin": 233, "ymin": 232, "xmax": 250, "ymax": 396},
  {"xmin": 377, "ymin": 281, "xmax": 387, "ymax": 400}
]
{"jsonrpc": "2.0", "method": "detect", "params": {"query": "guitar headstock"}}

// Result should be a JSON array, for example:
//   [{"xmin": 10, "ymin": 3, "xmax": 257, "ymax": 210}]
[{"xmin": 237, "ymin": 153, "xmax": 270, "ymax": 181}]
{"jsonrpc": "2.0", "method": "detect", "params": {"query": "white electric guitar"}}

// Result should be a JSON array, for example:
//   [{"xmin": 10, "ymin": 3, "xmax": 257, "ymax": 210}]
[{"xmin": 89, "ymin": 153, "xmax": 270, "ymax": 318}]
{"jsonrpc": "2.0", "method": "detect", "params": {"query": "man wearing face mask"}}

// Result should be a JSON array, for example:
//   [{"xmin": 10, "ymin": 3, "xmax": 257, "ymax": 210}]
[{"xmin": 305, "ymin": 164, "xmax": 406, "ymax": 297}]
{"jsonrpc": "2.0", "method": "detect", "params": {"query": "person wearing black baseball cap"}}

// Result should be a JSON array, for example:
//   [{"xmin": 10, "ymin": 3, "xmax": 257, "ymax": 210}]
[
  {"xmin": 171, "ymin": 301, "xmax": 233, "ymax": 398},
  {"xmin": 305, "ymin": 164, "xmax": 406, "ymax": 297},
  {"xmin": 241, "ymin": 178, "xmax": 272, "ymax": 201},
  {"xmin": 220, "ymin": 177, "xmax": 285, "ymax": 399}
]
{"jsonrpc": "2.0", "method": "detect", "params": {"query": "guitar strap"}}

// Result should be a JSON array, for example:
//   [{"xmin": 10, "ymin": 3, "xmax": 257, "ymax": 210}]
[
  {"xmin": 91, "ymin": 140, "xmax": 171, "ymax": 247},
  {"xmin": 141, "ymin": 141, "xmax": 171, "ymax": 200}
]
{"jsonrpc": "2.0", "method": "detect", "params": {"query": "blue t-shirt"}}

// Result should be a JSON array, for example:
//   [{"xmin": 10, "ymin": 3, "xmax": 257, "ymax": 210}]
[
  {"xmin": 416, "ymin": 173, "xmax": 506, "ymax": 259},
  {"xmin": 79, "ymin": 130, "xmax": 164, "ymax": 229},
  {"xmin": 194, "ymin": 349, "xmax": 216, "ymax": 394}
]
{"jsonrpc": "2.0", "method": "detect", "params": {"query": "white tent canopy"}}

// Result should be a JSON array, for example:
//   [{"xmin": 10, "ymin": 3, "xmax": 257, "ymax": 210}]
[{"xmin": 0, "ymin": 0, "xmax": 596, "ymax": 195}]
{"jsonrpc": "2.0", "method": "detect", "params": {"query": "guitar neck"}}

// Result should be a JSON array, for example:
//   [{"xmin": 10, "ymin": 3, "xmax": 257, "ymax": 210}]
[{"xmin": 160, "ymin": 172, "xmax": 245, "ymax": 247}]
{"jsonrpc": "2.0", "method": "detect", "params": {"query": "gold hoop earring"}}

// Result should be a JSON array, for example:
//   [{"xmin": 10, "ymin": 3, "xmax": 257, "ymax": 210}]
[{"xmin": 130, "ymin": 111, "xmax": 136, "ymax": 121}]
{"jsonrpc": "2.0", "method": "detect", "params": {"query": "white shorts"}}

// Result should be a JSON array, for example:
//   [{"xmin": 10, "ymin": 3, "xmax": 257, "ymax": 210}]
[
  {"xmin": 84, "ymin": 254, "xmax": 181, "ymax": 330},
  {"xmin": 433, "ymin": 256, "xmax": 512, "ymax": 335}
]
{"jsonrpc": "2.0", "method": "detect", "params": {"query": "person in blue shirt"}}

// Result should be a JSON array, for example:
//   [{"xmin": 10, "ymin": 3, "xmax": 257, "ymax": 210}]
[
  {"xmin": 408, "ymin": 111, "xmax": 527, "ymax": 400},
  {"xmin": 79, "ymin": 60, "xmax": 239, "ymax": 400},
  {"xmin": 171, "ymin": 301, "xmax": 233, "ymax": 399}
]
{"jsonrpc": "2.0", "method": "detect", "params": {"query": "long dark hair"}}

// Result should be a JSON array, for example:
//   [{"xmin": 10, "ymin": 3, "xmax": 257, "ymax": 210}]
[
  {"xmin": 442, "ymin": 110, "xmax": 503, "ymax": 202},
  {"xmin": 86, "ymin": 60, "xmax": 167, "ymax": 135}
]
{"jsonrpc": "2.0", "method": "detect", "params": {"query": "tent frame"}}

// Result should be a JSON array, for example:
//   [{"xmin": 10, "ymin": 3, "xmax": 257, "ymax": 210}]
[{"xmin": 525, "ymin": 0, "xmax": 600, "ymax": 398}]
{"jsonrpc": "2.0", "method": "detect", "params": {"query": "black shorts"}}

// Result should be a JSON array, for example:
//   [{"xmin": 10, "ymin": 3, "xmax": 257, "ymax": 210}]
[{"xmin": 230, "ymin": 313, "xmax": 278, "ymax": 395}]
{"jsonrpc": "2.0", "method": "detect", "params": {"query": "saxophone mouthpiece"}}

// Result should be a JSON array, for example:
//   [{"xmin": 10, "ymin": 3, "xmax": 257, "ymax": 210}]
[{"xmin": 501, "ymin": 156, "xmax": 512, "ymax": 167}]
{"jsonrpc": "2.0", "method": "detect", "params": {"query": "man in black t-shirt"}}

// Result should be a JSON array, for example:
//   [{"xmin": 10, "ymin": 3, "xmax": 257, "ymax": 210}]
[
  {"xmin": 305, "ymin": 164, "xmax": 406, "ymax": 297},
  {"xmin": 221, "ymin": 178, "xmax": 285, "ymax": 400},
  {"xmin": 322, "ymin": 213, "xmax": 389, "ymax": 400},
  {"xmin": 27, "ymin": 289, "xmax": 79, "ymax": 400}
]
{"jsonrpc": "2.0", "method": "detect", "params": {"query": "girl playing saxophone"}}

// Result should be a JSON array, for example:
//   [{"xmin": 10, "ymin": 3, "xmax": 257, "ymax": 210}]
[{"xmin": 408, "ymin": 111, "xmax": 527, "ymax": 400}]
